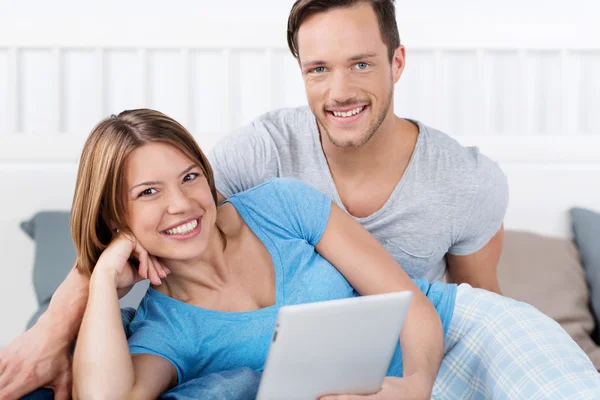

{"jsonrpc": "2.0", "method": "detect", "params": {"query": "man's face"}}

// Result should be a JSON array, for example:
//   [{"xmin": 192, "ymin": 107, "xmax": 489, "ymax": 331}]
[{"xmin": 296, "ymin": 2, "xmax": 404, "ymax": 148}]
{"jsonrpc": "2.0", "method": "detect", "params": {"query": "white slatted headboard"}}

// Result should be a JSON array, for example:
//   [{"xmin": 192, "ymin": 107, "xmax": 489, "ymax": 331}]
[{"xmin": 1, "ymin": 17, "xmax": 599, "ymax": 346}]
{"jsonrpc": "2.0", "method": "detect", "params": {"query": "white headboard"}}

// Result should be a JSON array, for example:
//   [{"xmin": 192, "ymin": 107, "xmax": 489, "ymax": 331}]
[{"xmin": 1, "ymin": 17, "xmax": 599, "ymax": 346}]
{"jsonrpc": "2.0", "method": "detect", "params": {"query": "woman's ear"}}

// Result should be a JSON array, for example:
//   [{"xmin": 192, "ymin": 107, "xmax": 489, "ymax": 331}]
[
  {"xmin": 105, "ymin": 218, "xmax": 119, "ymax": 234},
  {"xmin": 101, "ymin": 210, "xmax": 119, "ymax": 234}
]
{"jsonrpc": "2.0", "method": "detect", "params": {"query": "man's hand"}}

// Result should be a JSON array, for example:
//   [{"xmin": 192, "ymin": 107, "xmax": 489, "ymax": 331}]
[
  {"xmin": 0, "ymin": 316, "xmax": 73, "ymax": 400},
  {"xmin": 319, "ymin": 374, "xmax": 432, "ymax": 400}
]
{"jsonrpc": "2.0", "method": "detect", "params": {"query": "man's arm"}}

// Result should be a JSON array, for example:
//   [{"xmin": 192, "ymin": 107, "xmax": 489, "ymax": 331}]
[
  {"xmin": 0, "ymin": 266, "xmax": 89, "ymax": 400},
  {"xmin": 208, "ymin": 120, "xmax": 280, "ymax": 200},
  {"xmin": 446, "ymin": 225, "xmax": 504, "ymax": 294},
  {"xmin": 0, "ymin": 260, "xmax": 164, "ymax": 399}
]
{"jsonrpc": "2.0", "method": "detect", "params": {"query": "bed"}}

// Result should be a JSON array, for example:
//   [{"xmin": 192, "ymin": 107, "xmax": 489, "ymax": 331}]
[{"xmin": 1, "ymin": 18, "xmax": 600, "ymax": 367}]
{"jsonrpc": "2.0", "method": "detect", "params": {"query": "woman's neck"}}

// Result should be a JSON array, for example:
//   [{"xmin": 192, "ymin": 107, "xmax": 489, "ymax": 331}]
[{"xmin": 152, "ymin": 203, "xmax": 244, "ymax": 302}]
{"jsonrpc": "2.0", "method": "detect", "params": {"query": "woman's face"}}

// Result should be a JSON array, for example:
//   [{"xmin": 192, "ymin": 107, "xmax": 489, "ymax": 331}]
[{"xmin": 122, "ymin": 142, "xmax": 216, "ymax": 262}]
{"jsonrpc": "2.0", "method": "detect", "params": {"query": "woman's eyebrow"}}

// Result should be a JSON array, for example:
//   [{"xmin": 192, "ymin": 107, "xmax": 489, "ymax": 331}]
[
  {"xmin": 130, "ymin": 180, "xmax": 159, "ymax": 192},
  {"xmin": 129, "ymin": 165, "xmax": 197, "ymax": 193},
  {"xmin": 179, "ymin": 164, "xmax": 196, "ymax": 177}
]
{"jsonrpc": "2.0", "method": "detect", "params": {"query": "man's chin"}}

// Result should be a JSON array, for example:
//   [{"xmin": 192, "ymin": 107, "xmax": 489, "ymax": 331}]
[{"xmin": 326, "ymin": 129, "xmax": 370, "ymax": 148}]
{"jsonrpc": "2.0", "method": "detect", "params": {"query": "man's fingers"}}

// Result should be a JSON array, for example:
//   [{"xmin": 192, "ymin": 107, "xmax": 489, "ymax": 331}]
[
  {"xmin": 52, "ymin": 381, "xmax": 71, "ymax": 400},
  {"xmin": 0, "ymin": 356, "xmax": 7, "ymax": 377},
  {"xmin": 0, "ymin": 378, "xmax": 39, "ymax": 400},
  {"xmin": 0, "ymin": 362, "xmax": 19, "ymax": 392}
]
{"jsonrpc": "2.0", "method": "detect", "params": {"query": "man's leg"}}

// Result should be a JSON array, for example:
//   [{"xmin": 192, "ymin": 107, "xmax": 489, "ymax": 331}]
[{"xmin": 433, "ymin": 284, "xmax": 600, "ymax": 399}]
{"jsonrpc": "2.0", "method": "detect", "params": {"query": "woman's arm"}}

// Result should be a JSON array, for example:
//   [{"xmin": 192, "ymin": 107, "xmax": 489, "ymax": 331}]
[
  {"xmin": 73, "ymin": 236, "xmax": 176, "ymax": 400},
  {"xmin": 73, "ymin": 267, "xmax": 176, "ymax": 400},
  {"xmin": 315, "ymin": 204, "xmax": 444, "ymax": 394}
]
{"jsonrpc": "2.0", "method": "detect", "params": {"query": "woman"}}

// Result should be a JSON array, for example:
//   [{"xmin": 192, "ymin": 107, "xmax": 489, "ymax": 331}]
[{"xmin": 72, "ymin": 109, "xmax": 600, "ymax": 400}]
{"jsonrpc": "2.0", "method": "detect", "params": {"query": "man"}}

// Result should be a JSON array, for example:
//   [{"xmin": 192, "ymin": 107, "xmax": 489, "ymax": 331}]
[{"xmin": 0, "ymin": 0, "xmax": 507, "ymax": 398}]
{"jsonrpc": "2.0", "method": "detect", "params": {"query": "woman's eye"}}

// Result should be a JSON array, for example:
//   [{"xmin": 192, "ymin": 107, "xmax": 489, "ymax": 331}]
[
  {"xmin": 355, "ymin": 62, "xmax": 369, "ymax": 70},
  {"xmin": 183, "ymin": 173, "xmax": 199, "ymax": 183},
  {"xmin": 138, "ymin": 188, "xmax": 157, "ymax": 198}
]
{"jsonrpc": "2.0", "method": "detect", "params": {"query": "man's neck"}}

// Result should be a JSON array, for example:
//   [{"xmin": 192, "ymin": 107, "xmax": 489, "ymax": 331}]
[{"xmin": 320, "ymin": 114, "xmax": 416, "ymax": 181}]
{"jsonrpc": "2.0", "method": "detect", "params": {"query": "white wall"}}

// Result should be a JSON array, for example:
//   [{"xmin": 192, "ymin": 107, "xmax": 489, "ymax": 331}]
[
  {"xmin": 1, "ymin": 0, "xmax": 599, "ymax": 348},
  {"xmin": 2, "ymin": 0, "xmax": 598, "ymax": 22}
]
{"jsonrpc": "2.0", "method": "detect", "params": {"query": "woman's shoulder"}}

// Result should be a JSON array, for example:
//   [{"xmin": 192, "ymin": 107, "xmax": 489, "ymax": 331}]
[
  {"xmin": 232, "ymin": 178, "xmax": 320, "ymax": 203},
  {"xmin": 128, "ymin": 289, "xmax": 181, "ymax": 332}
]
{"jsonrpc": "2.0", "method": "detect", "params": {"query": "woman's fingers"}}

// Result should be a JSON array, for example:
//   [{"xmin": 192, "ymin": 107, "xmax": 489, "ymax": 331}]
[
  {"xmin": 125, "ymin": 234, "xmax": 169, "ymax": 285},
  {"xmin": 147, "ymin": 256, "xmax": 162, "ymax": 285},
  {"xmin": 137, "ymin": 246, "xmax": 150, "ymax": 280},
  {"xmin": 154, "ymin": 257, "xmax": 170, "ymax": 278}
]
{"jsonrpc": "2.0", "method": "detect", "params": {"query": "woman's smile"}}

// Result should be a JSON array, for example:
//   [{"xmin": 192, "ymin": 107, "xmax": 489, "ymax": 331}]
[{"xmin": 161, "ymin": 217, "xmax": 202, "ymax": 240}]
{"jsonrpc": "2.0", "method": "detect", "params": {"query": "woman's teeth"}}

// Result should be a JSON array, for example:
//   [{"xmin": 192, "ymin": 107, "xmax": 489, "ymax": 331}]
[
  {"xmin": 165, "ymin": 219, "xmax": 198, "ymax": 235},
  {"xmin": 332, "ymin": 106, "xmax": 364, "ymax": 118}
]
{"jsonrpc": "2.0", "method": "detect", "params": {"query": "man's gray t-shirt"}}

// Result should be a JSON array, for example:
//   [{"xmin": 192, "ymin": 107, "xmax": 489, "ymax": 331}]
[{"xmin": 208, "ymin": 106, "xmax": 508, "ymax": 280}]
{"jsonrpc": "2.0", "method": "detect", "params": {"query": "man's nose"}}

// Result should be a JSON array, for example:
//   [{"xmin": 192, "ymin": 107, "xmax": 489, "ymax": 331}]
[{"xmin": 328, "ymin": 70, "xmax": 357, "ymax": 104}]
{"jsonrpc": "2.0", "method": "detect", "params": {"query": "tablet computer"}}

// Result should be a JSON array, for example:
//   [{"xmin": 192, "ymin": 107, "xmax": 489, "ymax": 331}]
[{"xmin": 256, "ymin": 291, "xmax": 413, "ymax": 400}]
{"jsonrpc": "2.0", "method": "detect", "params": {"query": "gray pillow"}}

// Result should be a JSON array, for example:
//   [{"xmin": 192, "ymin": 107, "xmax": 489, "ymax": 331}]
[
  {"xmin": 571, "ymin": 207, "xmax": 600, "ymax": 339},
  {"xmin": 21, "ymin": 211, "xmax": 148, "ymax": 327},
  {"xmin": 21, "ymin": 211, "xmax": 76, "ymax": 306}
]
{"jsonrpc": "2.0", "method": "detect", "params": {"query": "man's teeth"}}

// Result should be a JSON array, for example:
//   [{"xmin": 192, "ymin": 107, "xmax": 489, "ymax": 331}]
[
  {"xmin": 165, "ymin": 219, "xmax": 198, "ymax": 235},
  {"xmin": 332, "ymin": 106, "xmax": 364, "ymax": 118}
]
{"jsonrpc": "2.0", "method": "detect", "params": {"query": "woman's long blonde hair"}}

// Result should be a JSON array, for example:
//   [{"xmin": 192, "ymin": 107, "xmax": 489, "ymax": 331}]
[{"xmin": 71, "ymin": 109, "xmax": 220, "ymax": 276}]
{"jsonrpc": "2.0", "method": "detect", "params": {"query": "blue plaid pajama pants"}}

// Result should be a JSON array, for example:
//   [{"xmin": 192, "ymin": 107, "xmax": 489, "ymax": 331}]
[{"xmin": 432, "ymin": 284, "xmax": 600, "ymax": 399}]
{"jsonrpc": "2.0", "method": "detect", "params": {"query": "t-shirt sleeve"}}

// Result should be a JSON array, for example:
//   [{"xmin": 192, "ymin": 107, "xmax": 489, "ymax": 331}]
[
  {"xmin": 448, "ymin": 154, "xmax": 509, "ymax": 256},
  {"xmin": 208, "ymin": 121, "xmax": 280, "ymax": 200},
  {"xmin": 279, "ymin": 179, "xmax": 332, "ymax": 245},
  {"xmin": 128, "ymin": 306, "xmax": 188, "ymax": 384},
  {"xmin": 248, "ymin": 179, "xmax": 332, "ymax": 246}
]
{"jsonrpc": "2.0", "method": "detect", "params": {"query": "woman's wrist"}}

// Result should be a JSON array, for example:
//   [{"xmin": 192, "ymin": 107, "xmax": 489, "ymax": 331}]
[{"xmin": 90, "ymin": 266, "xmax": 119, "ymax": 290}]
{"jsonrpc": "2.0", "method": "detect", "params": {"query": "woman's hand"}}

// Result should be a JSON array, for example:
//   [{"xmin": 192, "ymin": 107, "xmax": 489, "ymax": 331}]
[
  {"xmin": 319, "ymin": 375, "xmax": 433, "ymax": 400},
  {"xmin": 95, "ymin": 233, "xmax": 169, "ymax": 289}
]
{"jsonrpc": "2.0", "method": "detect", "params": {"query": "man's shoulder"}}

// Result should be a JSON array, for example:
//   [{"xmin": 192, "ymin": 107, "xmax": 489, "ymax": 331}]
[
  {"xmin": 415, "ymin": 121, "xmax": 496, "ymax": 177},
  {"xmin": 242, "ymin": 105, "xmax": 313, "ymax": 134},
  {"xmin": 417, "ymin": 121, "xmax": 478, "ymax": 160}
]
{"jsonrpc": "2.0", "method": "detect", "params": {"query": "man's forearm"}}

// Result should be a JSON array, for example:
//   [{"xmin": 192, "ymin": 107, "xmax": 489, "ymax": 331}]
[{"xmin": 36, "ymin": 266, "xmax": 90, "ymax": 339}]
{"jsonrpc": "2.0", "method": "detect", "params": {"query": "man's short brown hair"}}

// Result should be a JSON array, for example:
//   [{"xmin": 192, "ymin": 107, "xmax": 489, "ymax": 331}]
[{"xmin": 287, "ymin": 0, "xmax": 401, "ymax": 62}]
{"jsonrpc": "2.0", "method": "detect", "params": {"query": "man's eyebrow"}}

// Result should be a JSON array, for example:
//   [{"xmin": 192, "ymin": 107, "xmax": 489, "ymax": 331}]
[
  {"xmin": 347, "ymin": 52, "xmax": 377, "ymax": 62},
  {"xmin": 301, "ymin": 53, "xmax": 378, "ymax": 68},
  {"xmin": 301, "ymin": 60, "xmax": 327, "ymax": 68},
  {"xmin": 129, "ymin": 165, "xmax": 197, "ymax": 192}
]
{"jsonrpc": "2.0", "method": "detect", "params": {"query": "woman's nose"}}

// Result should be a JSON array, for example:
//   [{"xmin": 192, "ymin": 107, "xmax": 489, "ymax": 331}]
[{"xmin": 166, "ymin": 188, "xmax": 194, "ymax": 214}]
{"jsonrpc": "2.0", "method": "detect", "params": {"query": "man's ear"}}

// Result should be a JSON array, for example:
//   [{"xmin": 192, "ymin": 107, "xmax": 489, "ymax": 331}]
[{"xmin": 391, "ymin": 45, "xmax": 406, "ymax": 84}]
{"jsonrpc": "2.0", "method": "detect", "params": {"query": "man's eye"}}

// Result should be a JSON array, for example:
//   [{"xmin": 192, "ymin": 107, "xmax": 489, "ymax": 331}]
[
  {"xmin": 355, "ymin": 62, "xmax": 369, "ymax": 70},
  {"xmin": 311, "ymin": 66, "xmax": 326, "ymax": 73},
  {"xmin": 139, "ymin": 188, "xmax": 157, "ymax": 197},
  {"xmin": 183, "ymin": 173, "xmax": 199, "ymax": 182}
]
